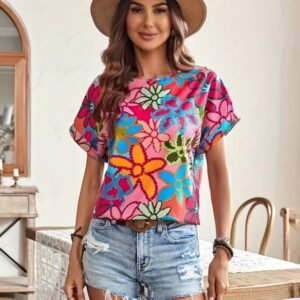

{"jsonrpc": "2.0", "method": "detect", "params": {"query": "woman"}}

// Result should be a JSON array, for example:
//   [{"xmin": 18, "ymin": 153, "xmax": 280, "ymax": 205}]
[{"xmin": 64, "ymin": 0, "xmax": 240, "ymax": 299}]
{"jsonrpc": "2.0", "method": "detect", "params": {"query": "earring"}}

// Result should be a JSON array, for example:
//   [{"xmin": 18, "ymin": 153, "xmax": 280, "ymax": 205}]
[{"xmin": 170, "ymin": 29, "xmax": 175, "ymax": 38}]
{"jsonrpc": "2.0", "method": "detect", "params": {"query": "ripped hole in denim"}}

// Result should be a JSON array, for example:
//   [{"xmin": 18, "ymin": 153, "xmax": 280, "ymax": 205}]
[{"xmin": 82, "ymin": 231, "xmax": 109, "ymax": 254}]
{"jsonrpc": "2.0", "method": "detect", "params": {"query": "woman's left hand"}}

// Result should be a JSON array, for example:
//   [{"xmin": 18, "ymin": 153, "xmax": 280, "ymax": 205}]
[{"xmin": 207, "ymin": 249, "xmax": 230, "ymax": 300}]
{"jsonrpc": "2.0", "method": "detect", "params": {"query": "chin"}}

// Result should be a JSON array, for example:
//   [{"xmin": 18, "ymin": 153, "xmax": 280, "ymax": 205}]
[
  {"xmin": 136, "ymin": 44, "xmax": 163, "ymax": 52},
  {"xmin": 133, "ymin": 40, "xmax": 169, "ymax": 52}
]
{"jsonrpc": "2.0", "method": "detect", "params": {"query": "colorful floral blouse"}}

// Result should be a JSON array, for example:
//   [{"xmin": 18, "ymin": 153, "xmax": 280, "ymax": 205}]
[{"xmin": 69, "ymin": 66, "xmax": 240, "ymax": 224}]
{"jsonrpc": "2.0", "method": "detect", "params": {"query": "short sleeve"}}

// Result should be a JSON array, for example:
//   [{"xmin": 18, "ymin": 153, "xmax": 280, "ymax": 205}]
[
  {"xmin": 195, "ymin": 70, "xmax": 240, "ymax": 154},
  {"xmin": 69, "ymin": 76, "xmax": 108, "ymax": 162}
]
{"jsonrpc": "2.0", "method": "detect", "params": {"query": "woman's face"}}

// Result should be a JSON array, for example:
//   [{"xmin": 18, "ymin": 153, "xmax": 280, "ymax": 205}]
[{"xmin": 126, "ymin": 0, "xmax": 172, "ymax": 52}]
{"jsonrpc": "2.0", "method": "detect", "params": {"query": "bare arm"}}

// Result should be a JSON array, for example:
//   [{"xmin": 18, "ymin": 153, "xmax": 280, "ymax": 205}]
[
  {"xmin": 69, "ymin": 155, "xmax": 105, "ymax": 262},
  {"xmin": 64, "ymin": 155, "xmax": 104, "ymax": 299},
  {"xmin": 206, "ymin": 138, "xmax": 232, "ymax": 299},
  {"xmin": 206, "ymin": 138, "xmax": 232, "ymax": 240}
]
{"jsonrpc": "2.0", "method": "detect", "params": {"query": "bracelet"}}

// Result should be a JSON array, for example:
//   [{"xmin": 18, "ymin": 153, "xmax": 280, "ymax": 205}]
[
  {"xmin": 213, "ymin": 245, "xmax": 232, "ymax": 260},
  {"xmin": 70, "ymin": 226, "xmax": 84, "ymax": 241},
  {"xmin": 215, "ymin": 236, "xmax": 230, "ymax": 244},
  {"xmin": 212, "ymin": 237, "xmax": 234, "ymax": 259}
]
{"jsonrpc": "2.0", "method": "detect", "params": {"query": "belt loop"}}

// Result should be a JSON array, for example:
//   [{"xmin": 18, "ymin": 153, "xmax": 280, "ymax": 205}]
[
  {"xmin": 157, "ymin": 219, "xmax": 163, "ymax": 232},
  {"xmin": 105, "ymin": 218, "xmax": 112, "ymax": 227}
]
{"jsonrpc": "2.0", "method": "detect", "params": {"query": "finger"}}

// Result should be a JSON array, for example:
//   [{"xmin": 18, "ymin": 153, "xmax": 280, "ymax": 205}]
[
  {"xmin": 75, "ymin": 281, "xmax": 85, "ymax": 300},
  {"xmin": 64, "ymin": 285, "xmax": 75, "ymax": 300},
  {"xmin": 216, "ymin": 280, "xmax": 225, "ymax": 300},
  {"xmin": 226, "ymin": 279, "xmax": 230, "ymax": 291},
  {"xmin": 207, "ymin": 277, "xmax": 216, "ymax": 300}
]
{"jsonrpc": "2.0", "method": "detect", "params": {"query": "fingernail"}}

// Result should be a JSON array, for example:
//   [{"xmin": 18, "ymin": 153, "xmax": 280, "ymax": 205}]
[{"xmin": 209, "ymin": 298, "xmax": 214, "ymax": 300}]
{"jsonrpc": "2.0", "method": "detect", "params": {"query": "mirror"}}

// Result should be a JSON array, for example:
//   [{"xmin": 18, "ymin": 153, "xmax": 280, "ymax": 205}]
[
  {"xmin": 0, "ymin": 1, "xmax": 29, "ymax": 176},
  {"xmin": 0, "ymin": 8, "xmax": 22, "ymax": 52},
  {"xmin": 0, "ymin": 65, "xmax": 15, "ymax": 164}
]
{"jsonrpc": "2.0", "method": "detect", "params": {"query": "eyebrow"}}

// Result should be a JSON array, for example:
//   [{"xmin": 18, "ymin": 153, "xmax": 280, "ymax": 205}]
[{"xmin": 129, "ymin": 1, "xmax": 168, "ymax": 7}]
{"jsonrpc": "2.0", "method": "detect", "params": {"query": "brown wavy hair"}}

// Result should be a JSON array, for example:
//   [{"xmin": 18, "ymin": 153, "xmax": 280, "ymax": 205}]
[{"xmin": 93, "ymin": 0, "xmax": 196, "ymax": 139}]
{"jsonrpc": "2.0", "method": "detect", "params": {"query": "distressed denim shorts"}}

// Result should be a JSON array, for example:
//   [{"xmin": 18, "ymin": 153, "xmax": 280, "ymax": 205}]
[{"xmin": 82, "ymin": 218, "xmax": 205, "ymax": 300}]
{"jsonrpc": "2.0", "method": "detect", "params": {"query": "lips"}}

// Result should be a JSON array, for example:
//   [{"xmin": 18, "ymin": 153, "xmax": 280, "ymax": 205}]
[
  {"xmin": 139, "ymin": 32, "xmax": 158, "ymax": 40},
  {"xmin": 139, "ymin": 32, "xmax": 157, "ymax": 36}
]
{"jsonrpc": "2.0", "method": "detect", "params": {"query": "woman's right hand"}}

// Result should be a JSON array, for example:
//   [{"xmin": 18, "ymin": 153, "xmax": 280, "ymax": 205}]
[{"xmin": 64, "ymin": 249, "xmax": 86, "ymax": 300}]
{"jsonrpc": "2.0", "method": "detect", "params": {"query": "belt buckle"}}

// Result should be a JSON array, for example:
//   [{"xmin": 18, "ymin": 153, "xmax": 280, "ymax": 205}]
[{"xmin": 130, "ymin": 220, "xmax": 152, "ymax": 232}]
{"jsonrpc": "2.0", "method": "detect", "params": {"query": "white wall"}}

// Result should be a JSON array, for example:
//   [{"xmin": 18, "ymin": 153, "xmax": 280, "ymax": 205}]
[{"xmin": 1, "ymin": 0, "xmax": 299, "ymax": 276}]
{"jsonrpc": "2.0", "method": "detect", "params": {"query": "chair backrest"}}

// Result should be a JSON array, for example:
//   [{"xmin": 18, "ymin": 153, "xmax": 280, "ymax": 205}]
[
  {"xmin": 280, "ymin": 207, "xmax": 300, "ymax": 261},
  {"xmin": 230, "ymin": 197, "xmax": 275, "ymax": 255}
]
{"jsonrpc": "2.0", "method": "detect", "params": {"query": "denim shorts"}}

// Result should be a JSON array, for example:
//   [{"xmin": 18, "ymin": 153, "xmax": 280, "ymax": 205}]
[{"xmin": 82, "ymin": 218, "xmax": 204, "ymax": 300}]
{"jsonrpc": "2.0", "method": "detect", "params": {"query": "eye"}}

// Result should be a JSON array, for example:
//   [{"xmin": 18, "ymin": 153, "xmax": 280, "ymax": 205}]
[
  {"xmin": 130, "ymin": 7, "xmax": 142, "ymax": 14},
  {"xmin": 154, "ymin": 8, "xmax": 167, "ymax": 14}
]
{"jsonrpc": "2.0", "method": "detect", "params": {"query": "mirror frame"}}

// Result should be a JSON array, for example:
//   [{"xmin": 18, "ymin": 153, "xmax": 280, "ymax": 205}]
[{"xmin": 0, "ymin": 0, "xmax": 30, "ymax": 176}]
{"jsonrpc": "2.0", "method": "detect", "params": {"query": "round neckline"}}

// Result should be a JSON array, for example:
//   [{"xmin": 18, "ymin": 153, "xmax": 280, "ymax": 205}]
[{"xmin": 130, "ymin": 70, "xmax": 182, "ymax": 83}]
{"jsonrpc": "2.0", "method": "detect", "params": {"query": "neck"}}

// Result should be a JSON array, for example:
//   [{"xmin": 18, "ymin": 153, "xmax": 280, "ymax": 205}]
[{"xmin": 133, "ymin": 45, "xmax": 173, "ymax": 78}]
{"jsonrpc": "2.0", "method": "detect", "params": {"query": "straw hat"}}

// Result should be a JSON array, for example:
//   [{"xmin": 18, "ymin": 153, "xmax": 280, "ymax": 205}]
[{"xmin": 91, "ymin": 0, "xmax": 207, "ymax": 37}]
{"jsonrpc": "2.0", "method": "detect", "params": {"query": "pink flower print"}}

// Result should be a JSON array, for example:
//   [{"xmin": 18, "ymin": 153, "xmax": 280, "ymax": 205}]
[
  {"xmin": 184, "ymin": 197, "xmax": 199, "ymax": 223},
  {"xmin": 120, "ymin": 87, "xmax": 141, "ymax": 116},
  {"xmin": 208, "ymin": 77, "xmax": 228, "ymax": 100},
  {"xmin": 136, "ymin": 119, "xmax": 170, "ymax": 152},
  {"xmin": 94, "ymin": 197, "xmax": 123, "ymax": 217},
  {"xmin": 110, "ymin": 201, "xmax": 140, "ymax": 219},
  {"xmin": 206, "ymin": 100, "xmax": 233, "ymax": 134}
]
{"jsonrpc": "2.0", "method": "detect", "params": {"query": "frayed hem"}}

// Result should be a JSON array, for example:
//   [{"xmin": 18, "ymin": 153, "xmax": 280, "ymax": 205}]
[
  {"xmin": 167, "ymin": 291, "xmax": 206, "ymax": 300},
  {"xmin": 86, "ymin": 284, "xmax": 139, "ymax": 300},
  {"xmin": 104, "ymin": 288, "xmax": 129, "ymax": 300}
]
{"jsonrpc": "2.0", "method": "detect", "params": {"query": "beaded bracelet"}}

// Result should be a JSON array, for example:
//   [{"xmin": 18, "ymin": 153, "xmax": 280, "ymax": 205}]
[
  {"xmin": 70, "ymin": 226, "xmax": 84, "ymax": 241},
  {"xmin": 212, "ymin": 237, "xmax": 234, "ymax": 259}
]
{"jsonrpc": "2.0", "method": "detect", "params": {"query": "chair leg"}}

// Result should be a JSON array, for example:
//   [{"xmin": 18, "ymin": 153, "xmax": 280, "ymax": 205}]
[{"xmin": 281, "ymin": 208, "xmax": 290, "ymax": 261}]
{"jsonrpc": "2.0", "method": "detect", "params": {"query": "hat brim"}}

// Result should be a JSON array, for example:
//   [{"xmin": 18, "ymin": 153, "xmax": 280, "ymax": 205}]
[{"xmin": 91, "ymin": 0, "xmax": 206, "ymax": 37}]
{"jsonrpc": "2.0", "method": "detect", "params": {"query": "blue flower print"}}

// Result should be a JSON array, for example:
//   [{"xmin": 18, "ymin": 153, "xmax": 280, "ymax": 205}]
[
  {"xmin": 159, "ymin": 69, "xmax": 199, "ymax": 86},
  {"xmin": 152, "ymin": 97, "xmax": 199, "ymax": 135},
  {"xmin": 103, "ymin": 172, "xmax": 133, "ymax": 201},
  {"xmin": 158, "ymin": 164, "xmax": 192, "ymax": 203},
  {"xmin": 115, "ymin": 114, "xmax": 142, "ymax": 153}
]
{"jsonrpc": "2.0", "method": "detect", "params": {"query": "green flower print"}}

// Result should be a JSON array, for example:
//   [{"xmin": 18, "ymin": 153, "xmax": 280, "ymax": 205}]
[
  {"xmin": 135, "ymin": 84, "xmax": 171, "ymax": 110},
  {"xmin": 164, "ymin": 134, "xmax": 192, "ymax": 164},
  {"xmin": 198, "ymin": 106, "xmax": 205, "ymax": 118},
  {"xmin": 133, "ymin": 201, "xmax": 171, "ymax": 220},
  {"xmin": 96, "ymin": 119, "xmax": 104, "ymax": 135}
]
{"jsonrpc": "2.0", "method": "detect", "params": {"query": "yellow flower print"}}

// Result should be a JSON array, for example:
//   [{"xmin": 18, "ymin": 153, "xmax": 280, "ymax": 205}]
[{"xmin": 110, "ymin": 144, "xmax": 166, "ymax": 200}]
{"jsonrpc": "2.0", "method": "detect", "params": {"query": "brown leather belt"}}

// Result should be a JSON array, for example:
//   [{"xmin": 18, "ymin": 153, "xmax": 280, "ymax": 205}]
[{"xmin": 113, "ymin": 219, "xmax": 175, "ymax": 233}]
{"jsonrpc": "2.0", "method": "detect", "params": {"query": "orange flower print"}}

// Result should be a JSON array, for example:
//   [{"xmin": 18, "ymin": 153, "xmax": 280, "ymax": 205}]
[
  {"xmin": 136, "ymin": 119, "xmax": 170, "ymax": 152},
  {"xmin": 110, "ymin": 144, "xmax": 166, "ymax": 200}
]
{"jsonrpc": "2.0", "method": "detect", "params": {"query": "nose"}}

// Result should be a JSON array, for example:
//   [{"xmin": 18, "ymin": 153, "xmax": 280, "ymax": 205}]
[{"xmin": 143, "ymin": 11, "xmax": 154, "ymax": 28}]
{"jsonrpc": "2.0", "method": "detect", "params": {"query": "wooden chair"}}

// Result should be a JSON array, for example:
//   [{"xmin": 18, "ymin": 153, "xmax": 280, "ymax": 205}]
[
  {"xmin": 230, "ymin": 197, "xmax": 275, "ymax": 255},
  {"xmin": 280, "ymin": 207, "xmax": 300, "ymax": 261}
]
